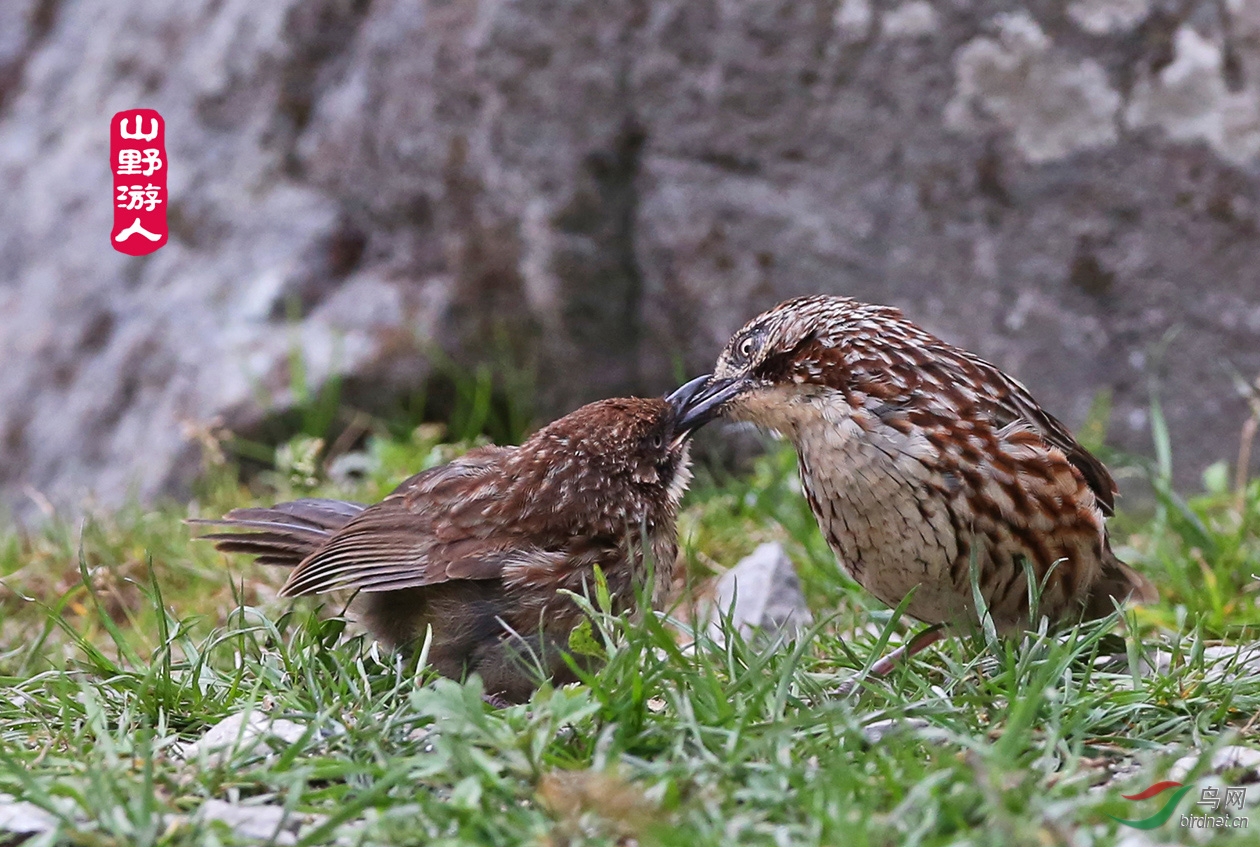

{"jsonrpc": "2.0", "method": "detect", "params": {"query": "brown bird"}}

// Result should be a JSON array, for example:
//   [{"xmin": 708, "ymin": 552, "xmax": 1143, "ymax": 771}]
[
  {"xmin": 193, "ymin": 395, "xmax": 699, "ymax": 703},
  {"xmin": 676, "ymin": 295, "xmax": 1156, "ymax": 680}
]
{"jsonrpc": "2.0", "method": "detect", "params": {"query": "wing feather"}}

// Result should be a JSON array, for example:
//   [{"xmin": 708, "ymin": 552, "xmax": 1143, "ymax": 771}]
[
  {"xmin": 279, "ymin": 446, "xmax": 535, "ymax": 596},
  {"xmin": 951, "ymin": 351, "xmax": 1117, "ymax": 515}
]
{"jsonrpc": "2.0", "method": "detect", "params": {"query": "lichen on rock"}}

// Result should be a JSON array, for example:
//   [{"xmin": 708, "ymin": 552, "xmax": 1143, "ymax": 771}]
[
  {"xmin": 882, "ymin": 2, "xmax": 938, "ymax": 39},
  {"xmin": 945, "ymin": 12, "xmax": 1121, "ymax": 163},
  {"xmin": 1125, "ymin": 25, "xmax": 1260, "ymax": 165},
  {"xmin": 1066, "ymin": 0, "xmax": 1151, "ymax": 35}
]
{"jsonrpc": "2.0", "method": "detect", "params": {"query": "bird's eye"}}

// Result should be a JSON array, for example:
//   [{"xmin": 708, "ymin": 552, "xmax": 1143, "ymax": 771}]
[
  {"xmin": 650, "ymin": 433, "xmax": 664, "ymax": 450},
  {"xmin": 738, "ymin": 336, "xmax": 757, "ymax": 360}
]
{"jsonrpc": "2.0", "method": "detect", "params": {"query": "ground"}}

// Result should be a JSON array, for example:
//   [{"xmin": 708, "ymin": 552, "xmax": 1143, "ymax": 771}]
[{"xmin": 1, "ymin": 405, "xmax": 1258, "ymax": 846}]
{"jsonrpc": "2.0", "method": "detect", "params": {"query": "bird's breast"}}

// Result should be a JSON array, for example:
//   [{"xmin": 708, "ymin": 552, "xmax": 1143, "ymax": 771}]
[{"xmin": 733, "ymin": 386, "xmax": 968, "ymax": 623}]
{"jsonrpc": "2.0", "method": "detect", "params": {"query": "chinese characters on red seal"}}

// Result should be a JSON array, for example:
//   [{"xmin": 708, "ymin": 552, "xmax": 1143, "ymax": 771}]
[{"xmin": 110, "ymin": 109, "xmax": 167, "ymax": 255}]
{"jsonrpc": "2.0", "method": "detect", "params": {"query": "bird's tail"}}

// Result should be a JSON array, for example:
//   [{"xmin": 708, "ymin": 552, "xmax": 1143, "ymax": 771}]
[
  {"xmin": 190, "ymin": 498, "xmax": 366, "ymax": 567},
  {"xmin": 1082, "ymin": 544, "xmax": 1158, "ymax": 621}
]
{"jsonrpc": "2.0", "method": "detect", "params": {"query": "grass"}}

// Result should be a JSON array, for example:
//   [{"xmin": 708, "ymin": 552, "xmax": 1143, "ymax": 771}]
[{"xmin": 1, "ymin": 413, "xmax": 1259, "ymax": 846}]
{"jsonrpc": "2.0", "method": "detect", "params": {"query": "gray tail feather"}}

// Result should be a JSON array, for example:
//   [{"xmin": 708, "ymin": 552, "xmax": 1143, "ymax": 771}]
[{"xmin": 190, "ymin": 498, "xmax": 366, "ymax": 568}]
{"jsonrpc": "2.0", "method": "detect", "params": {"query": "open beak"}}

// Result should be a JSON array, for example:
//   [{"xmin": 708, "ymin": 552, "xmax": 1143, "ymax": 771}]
[{"xmin": 666, "ymin": 373, "xmax": 749, "ymax": 435}]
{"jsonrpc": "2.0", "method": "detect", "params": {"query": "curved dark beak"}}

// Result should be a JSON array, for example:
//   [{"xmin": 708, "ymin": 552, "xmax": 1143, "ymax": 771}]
[{"xmin": 666, "ymin": 373, "xmax": 748, "ymax": 434}]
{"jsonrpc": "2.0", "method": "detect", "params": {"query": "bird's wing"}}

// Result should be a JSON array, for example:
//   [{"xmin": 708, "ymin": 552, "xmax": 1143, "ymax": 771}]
[
  {"xmin": 389, "ymin": 445, "xmax": 514, "ymax": 505},
  {"xmin": 279, "ymin": 515, "xmax": 552, "ymax": 595},
  {"xmin": 951, "ymin": 350, "xmax": 1117, "ymax": 515},
  {"xmin": 788, "ymin": 330, "xmax": 1117, "ymax": 514},
  {"xmin": 280, "ymin": 446, "xmax": 525, "ymax": 596},
  {"xmin": 190, "ymin": 498, "xmax": 368, "ymax": 568}
]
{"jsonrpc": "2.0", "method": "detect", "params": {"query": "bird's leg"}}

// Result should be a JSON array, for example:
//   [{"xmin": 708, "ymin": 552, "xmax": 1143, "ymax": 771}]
[
  {"xmin": 867, "ymin": 623, "xmax": 948, "ymax": 677},
  {"xmin": 839, "ymin": 623, "xmax": 948, "ymax": 695}
]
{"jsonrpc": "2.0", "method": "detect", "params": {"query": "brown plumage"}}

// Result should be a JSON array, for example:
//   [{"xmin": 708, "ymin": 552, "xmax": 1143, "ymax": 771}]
[
  {"xmin": 193, "ymin": 396, "xmax": 699, "ymax": 703},
  {"xmin": 676, "ymin": 295, "xmax": 1156, "ymax": 677}
]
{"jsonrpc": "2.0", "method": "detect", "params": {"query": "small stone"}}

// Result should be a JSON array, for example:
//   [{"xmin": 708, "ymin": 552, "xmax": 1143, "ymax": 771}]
[
  {"xmin": 861, "ymin": 717, "xmax": 930, "ymax": 745},
  {"xmin": 1168, "ymin": 745, "xmax": 1260, "ymax": 783},
  {"xmin": 706, "ymin": 542, "xmax": 813, "ymax": 644},
  {"xmin": 175, "ymin": 710, "xmax": 309, "ymax": 767},
  {"xmin": 198, "ymin": 800, "xmax": 306, "ymax": 845},
  {"xmin": 1132, "ymin": 643, "xmax": 1260, "ymax": 679},
  {"xmin": 0, "ymin": 794, "xmax": 57, "ymax": 837}
]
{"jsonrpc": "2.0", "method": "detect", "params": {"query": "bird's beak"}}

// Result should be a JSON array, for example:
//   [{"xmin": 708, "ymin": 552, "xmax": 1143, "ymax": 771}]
[{"xmin": 667, "ymin": 373, "xmax": 749, "ymax": 434}]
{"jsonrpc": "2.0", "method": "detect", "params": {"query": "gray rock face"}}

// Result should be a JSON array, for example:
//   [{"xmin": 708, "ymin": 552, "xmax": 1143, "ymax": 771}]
[{"xmin": 2, "ymin": 0, "xmax": 1259, "ymax": 518}]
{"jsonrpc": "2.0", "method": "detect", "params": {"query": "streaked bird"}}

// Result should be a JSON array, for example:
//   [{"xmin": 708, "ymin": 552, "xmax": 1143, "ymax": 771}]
[
  {"xmin": 194, "ymin": 394, "xmax": 700, "ymax": 703},
  {"xmin": 675, "ymin": 295, "xmax": 1156, "ymax": 682}
]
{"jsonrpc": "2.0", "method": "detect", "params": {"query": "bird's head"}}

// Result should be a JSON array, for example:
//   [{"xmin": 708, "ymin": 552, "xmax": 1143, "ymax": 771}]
[
  {"xmin": 674, "ymin": 295, "xmax": 890, "ymax": 429},
  {"xmin": 526, "ymin": 393, "xmax": 708, "ymax": 520}
]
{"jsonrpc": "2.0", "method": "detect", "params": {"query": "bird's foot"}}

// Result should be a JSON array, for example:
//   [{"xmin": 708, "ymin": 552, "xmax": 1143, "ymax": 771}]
[{"xmin": 481, "ymin": 692, "xmax": 515, "ymax": 710}]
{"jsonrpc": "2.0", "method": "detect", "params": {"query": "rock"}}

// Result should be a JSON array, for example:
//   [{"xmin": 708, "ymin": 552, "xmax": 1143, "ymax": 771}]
[
  {"xmin": 2, "ymin": 1, "xmax": 1260, "ymax": 518},
  {"xmin": 704, "ymin": 541, "xmax": 813, "ymax": 643},
  {"xmin": 1168, "ymin": 745, "xmax": 1260, "ymax": 783},
  {"xmin": 198, "ymin": 799, "xmax": 324, "ymax": 845},
  {"xmin": 1133, "ymin": 643, "xmax": 1260, "ymax": 679},
  {"xmin": 0, "ymin": 794, "xmax": 57, "ymax": 838},
  {"xmin": 175, "ymin": 709, "xmax": 310, "ymax": 767},
  {"xmin": 860, "ymin": 717, "xmax": 932, "ymax": 745}
]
